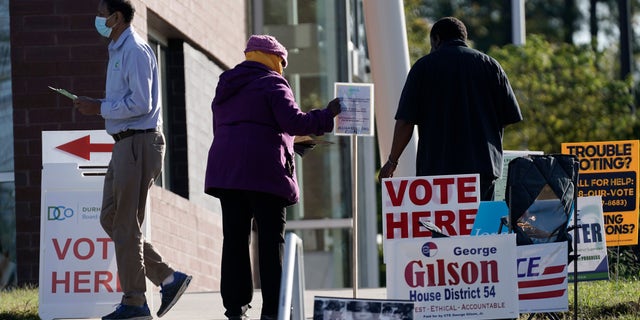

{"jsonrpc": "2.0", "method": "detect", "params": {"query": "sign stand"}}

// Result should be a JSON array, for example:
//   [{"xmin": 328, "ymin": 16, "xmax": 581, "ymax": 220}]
[
  {"xmin": 39, "ymin": 130, "xmax": 152, "ymax": 320},
  {"xmin": 334, "ymin": 82, "xmax": 374, "ymax": 298},
  {"xmin": 351, "ymin": 135, "xmax": 359, "ymax": 298},
  {"xmin": 278, "ymin": 233, "xmax": 306, "ymax": 320}
]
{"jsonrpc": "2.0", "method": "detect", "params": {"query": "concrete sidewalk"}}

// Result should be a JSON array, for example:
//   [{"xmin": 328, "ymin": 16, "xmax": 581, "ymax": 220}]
[{"xmin": 152, "ymin": 288, "xmax": 387, "ymax": 320}]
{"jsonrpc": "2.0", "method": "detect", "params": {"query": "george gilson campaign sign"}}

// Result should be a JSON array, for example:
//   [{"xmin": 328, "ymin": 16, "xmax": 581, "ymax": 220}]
[
  {"xmin": 385, "ymin": 234, "xmax": 519, "ymax": 320},
  {"xmin": 380, "ymin": 174, "xmax": 572, "ymax": 317}
]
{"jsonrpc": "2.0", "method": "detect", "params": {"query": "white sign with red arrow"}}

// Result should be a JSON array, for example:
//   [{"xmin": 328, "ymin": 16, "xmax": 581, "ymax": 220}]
[
  {"xmin": 39, "ymin": 130, "xmax": 153, "ymax": 319},
  {"xmin": 42, "ymin": 130, "xmax": 114, "ymax": 166}
]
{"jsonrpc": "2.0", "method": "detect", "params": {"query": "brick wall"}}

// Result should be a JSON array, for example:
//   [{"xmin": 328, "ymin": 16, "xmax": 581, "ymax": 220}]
[
  {"xmin": 11, "ymin": 0, "xmax": 246, "ymax": 285},
  {"xmin": 11, "ymin": 0, "xmax": 108, "ymax": 284},
  {"xmin": 142, "ymin": 0, "xmax": 246, "ymax": 68},
  {"xmin": 149, "ymin": 186, "xmax": 222, "ymax": 291},
  {"xmin": 184, "ymin": 42, "xmax": 223, "ymax": 209}
]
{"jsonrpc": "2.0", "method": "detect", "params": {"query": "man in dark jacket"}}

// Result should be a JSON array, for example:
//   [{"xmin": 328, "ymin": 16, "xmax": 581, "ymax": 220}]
[{"xmin": 378, "ymin": 17, "xmax": 523, "ymax": 201}]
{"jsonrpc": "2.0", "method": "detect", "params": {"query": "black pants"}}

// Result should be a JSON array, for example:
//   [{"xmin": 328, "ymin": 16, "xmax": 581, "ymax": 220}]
[{"xmin": 218, "ymin": 189, "xmax": 287, "ymax": 317}]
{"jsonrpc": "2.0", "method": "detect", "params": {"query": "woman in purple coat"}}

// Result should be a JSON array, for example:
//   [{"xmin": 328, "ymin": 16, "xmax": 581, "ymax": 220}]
[{"xmin": 205, "ymin": 35, "xmax": 341, "ymax": 320}]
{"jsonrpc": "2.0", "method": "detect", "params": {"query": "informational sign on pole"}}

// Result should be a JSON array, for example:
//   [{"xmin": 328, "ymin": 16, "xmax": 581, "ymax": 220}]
[
  {"xmin": 334, "ymin": 82, "xmax": 374, "ymax": 136},
  {"xmin": 334, "ymin": 82, "xmax": 374, "ymax": 298},
  {"xmin": 39, "ymin": 130, "xmax": 152, "ymax": 320},
  {"xmin": 562, "ymin": 140, "xmax": 639, "ymax": 246}
]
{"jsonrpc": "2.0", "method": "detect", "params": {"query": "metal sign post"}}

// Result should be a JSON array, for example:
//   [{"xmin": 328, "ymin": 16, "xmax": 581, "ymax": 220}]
[
  {"xmin": 351, "ymin": 135, "xmax": 359, "ymax": 299},
  {"xmin": 278, "ymin": 233, "xmax": 306, "ymax": 320},
  {"xmin": 334, "ymin": 83, "xmax": 374, "ymax": 298}
]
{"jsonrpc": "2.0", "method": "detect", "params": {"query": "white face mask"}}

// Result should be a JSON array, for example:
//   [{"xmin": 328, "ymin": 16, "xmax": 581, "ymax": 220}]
[{"xmin": 94, "ymin": 13, "xmax": 115, "ymax": 38}]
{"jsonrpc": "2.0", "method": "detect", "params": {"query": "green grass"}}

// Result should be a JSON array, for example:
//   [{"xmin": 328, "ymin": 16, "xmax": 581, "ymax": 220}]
[
  {"xmin": 564, "ymin": 279, "xmax": 640, "ymax": 320},
  {"xmin": 516, "ymin": 279, "xmax": 640, "ymax": 319},
  {"xmin": 1, "ymin": 281, "xmax": 640, "ymax": 319},
  {"xmin": 0, "ymin": 285, "xmax": 39, "ymax": 320}
]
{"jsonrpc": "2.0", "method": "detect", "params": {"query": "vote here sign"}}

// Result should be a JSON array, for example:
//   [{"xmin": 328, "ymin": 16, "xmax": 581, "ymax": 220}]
[
  {"xmin": 381, "ymin": 174, "xmax": 481, "ymax": 257},
  {"xmin": 39, "ymin": 131, "xmax": 151, "ymax": 320}
]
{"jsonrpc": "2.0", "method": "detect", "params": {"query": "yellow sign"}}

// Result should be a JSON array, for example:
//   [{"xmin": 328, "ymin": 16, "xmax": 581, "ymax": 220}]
[{"xmin": 561, "ymin": 140, "xmax": 639, "ymax": 246}]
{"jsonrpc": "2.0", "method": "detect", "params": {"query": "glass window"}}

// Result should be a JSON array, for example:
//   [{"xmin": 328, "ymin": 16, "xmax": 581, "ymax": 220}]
[
  {"xmin": 259, "ymin": 0, "xmax": 365, "ymax": 289},
  {"xmin": 0, "ymin": 0, "xmax": 16, "ymax": 289},
  {"xmin": 0, "ymin": 0, "xmax": 12, "ymax": 174},
  {"xmin": 149, "ymin": 38, "xmax": 170, "ymax": 189},
  {"xmin": 0, "ymin": 180, "xmax": 16, "ymax": 289}
]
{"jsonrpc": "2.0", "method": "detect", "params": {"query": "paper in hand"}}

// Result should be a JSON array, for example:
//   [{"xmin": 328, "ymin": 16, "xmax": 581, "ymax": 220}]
[
  {"xmin": 48, "ymin": 86, "xmax": 78, "ymax": 100},
  {"xmin": 293, "ymin": 135, "xmax": 333, "ymax": 157}
]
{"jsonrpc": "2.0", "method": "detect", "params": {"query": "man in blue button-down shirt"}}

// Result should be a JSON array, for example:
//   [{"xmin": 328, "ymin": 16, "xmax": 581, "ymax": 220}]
[{"xmin": 74, "ymin": 1, "xmax": 191, "ymax": 319}]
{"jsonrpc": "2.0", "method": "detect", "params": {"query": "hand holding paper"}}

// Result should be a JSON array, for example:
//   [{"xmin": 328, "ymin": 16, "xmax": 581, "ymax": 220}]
[
  {"xmin": 48, "ymin": 86, "xmax": 77, "ymax": 100},
  {"xmin": 73, "ymin": 96, "xmax": 102, "ymax": 116}
]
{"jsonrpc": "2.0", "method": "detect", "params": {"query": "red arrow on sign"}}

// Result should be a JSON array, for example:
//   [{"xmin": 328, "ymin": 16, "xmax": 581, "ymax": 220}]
[{"xmin": 56, "ymin": 135, "xmax": 114, "ymax": 161}]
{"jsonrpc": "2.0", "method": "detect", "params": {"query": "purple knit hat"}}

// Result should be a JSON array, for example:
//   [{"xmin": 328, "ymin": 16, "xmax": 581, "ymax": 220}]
[{"xmin": 244, "ymin": 35, "xmax": 288, "ymax": 67}]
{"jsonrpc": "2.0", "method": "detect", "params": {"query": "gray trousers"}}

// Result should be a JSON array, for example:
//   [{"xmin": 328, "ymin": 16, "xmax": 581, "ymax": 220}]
[{"xmin": 100, "ymin": 131, "xmax": 174, "ymax": 306}]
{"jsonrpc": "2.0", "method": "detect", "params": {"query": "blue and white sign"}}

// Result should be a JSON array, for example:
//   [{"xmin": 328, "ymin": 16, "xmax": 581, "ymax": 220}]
[
  {"xmin": 385, "ymin": 234, "xmax": 519, "ymax": 320},
  {"xmin": 39, "ymin": 130, "xmax": 152, "ymax": 320},
  {"xmin": 334, "ymin": 82, "xmax": 374, "ymax": 136}
]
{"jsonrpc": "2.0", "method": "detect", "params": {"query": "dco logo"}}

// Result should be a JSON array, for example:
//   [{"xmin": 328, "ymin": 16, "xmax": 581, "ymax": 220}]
[{"xmin": 47, "ymin": 206, "xmax": 74, "ymax": 221}]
